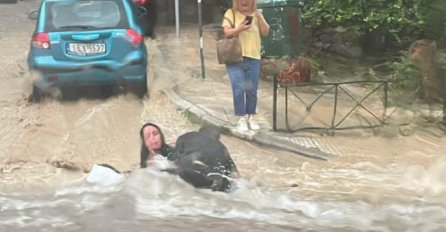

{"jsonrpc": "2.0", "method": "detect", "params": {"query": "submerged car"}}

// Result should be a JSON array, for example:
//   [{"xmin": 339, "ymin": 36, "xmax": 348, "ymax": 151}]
[{"xmin": 27, "ymin": 0, "xmax": 148, "ymax": 101}]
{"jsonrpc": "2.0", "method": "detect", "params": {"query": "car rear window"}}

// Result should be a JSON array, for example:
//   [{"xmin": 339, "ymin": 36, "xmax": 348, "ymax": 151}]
[{"xmin": 45, "ymin": 0, "xmax": 129, "ymax": 31}]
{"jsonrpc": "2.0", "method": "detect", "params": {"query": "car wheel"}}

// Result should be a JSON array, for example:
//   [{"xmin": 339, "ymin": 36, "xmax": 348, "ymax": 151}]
[
  {"xmin": 128, "ymin": 77, "xmax": 148, "ymax": 98},
  {"xmin": 29, "ymin": 84, "xmax": 43, "ymax": 102},
  {"xmin": 144, "ymin": 28, "xmax": 155, "ymax": 38}
]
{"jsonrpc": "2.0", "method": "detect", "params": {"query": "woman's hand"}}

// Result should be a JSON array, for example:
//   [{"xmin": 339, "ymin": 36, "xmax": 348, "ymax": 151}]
[
  {"xmin": 238, "ymin": 19, "xmax": 252, "ymax": 32},
  {"xmin": 254, "ymin": 10, "xmax": 261, "ymax": 19},
  {"xmin": 224, "ymin": 20, "xmax": 251, "ymax": 38}
]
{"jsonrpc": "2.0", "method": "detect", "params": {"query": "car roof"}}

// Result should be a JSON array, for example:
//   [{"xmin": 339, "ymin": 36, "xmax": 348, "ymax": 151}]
[{"xmin": 35, "ymin": 0, "xmax": 142, "ymax": 33}]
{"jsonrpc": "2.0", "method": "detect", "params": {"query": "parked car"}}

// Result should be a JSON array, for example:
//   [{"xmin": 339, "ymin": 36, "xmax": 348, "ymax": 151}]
[
  {"xmin": 132, "ymin": 0, "xmax": 156, "ymax": 37},
  {"xmin": 27, "ymin": 0, "xmax": 148, "ymax": 101}
]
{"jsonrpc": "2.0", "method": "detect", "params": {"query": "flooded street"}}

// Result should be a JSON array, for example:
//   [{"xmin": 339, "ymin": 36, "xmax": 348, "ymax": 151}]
[
  {"xmin": 2, "ymin": 155, "xmax": 446, "ymax": 232},
  {"xmin": 1, "ymin": 1, "xmax": 446, "ymax": 231}
]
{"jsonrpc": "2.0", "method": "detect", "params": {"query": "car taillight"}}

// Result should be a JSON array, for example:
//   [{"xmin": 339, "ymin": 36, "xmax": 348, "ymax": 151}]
[
  {"xmin": 32, "ymin": 33, "xmax": 50, "ymax": 49},
  {"xmin": 135, "ymin": 0, "xmax": 149, "ymax": 5},
  {"xmin": 126, "ymin": 29, "xmax": 143, "ymax": 47}
]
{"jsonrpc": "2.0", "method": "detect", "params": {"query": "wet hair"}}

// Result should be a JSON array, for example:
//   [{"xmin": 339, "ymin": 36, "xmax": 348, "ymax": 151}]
[{"xmin": 139, "ymin": 122, "xmax": 173, "ymax": 168}]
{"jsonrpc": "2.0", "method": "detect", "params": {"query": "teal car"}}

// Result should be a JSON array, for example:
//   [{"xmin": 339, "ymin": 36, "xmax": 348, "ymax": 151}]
[{"xmin": 27, "ymin": 0, "xmax": 148, "ymax": 101}]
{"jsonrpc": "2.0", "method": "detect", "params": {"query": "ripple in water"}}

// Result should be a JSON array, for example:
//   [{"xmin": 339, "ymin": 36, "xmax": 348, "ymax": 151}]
[{"xmin": 2, "ymin": 162, "xmax": 446, "ymax": 232}]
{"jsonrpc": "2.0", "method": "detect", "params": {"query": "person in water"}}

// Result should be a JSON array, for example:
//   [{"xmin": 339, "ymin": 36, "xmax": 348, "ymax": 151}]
[
  {"xmin": 87, "ymin": 122, "xmax": 177, "ymax": 186},
  {"xmin": 139, "ymin": 122, "xmax": 177, "ymax": 169},
  {"xmin": 173, "ymin": 125, "xmax": 241, "ymax": 192},
  {"xmin": 139, "ymin": 123, "xmax": 241, "ymax": 192}
]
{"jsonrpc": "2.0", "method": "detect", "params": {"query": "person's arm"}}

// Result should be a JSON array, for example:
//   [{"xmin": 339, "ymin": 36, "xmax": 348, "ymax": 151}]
[
  {"xmin": 255, "ymin": 10, "xmax": 270, "ymax": 37},
  {"xmin": 223, "ymin": 22, "xmax": 251, "ymax": 38},
  {"xmin": 222, "ymin": 10, "xmax": 251, "ymax": 38}
]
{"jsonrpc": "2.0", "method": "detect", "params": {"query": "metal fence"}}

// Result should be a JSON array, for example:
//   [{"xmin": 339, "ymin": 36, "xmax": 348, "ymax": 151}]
[
  {"xmin": 272, "ymin": 77, "xmax": 393, "ymax": 134},
  {"xmin": 272, "ymin": 76, "xmax": 446, "ymax": 134}
]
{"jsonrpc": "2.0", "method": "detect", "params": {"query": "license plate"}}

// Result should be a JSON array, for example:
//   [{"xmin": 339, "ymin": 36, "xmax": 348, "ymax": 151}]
[{"xmin": 67, "ymin": 43, "xmax": 106, "ymax": 56}]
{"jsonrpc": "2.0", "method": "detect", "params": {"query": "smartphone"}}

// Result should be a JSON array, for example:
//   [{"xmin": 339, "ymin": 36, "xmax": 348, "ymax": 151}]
[{"xmin": 245, "ymin": 16, "xmax": 253, "ymax": 25}]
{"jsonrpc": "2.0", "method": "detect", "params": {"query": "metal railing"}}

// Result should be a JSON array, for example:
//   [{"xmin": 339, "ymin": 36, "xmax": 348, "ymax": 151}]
[{"xmin": 272, "ymin": 76, "xmax": 392, "ymax": 134}]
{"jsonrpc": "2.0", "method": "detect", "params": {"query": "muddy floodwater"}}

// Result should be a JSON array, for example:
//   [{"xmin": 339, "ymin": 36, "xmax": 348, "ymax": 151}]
[
  {"xmin": 2, "ymin": 133, "xmax": 446, "ymax": 232},
  {"xmin": 1, "ymin": 1, "xmax": 446, "ymax": 232}
]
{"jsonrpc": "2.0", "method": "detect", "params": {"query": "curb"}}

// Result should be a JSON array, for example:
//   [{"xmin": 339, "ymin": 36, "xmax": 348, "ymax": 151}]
[{"xmin": 164, "ymin": 88, "xmax": 332, "ymax": 160}]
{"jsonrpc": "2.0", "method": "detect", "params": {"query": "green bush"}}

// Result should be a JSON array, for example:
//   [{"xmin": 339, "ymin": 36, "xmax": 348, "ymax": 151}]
[
  {"xmin": 301, "ymin": 0, "xmax": 445, "ymax": 49},
  {"xmin": 386, "ymin": 52, "xmax": 422, "ymax": 106}
]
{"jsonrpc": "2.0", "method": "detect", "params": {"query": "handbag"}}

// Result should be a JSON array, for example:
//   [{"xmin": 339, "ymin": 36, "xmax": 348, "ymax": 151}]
[{"xmin": 217, "ymin": 9, "xmax": 242, "ymax": 64}]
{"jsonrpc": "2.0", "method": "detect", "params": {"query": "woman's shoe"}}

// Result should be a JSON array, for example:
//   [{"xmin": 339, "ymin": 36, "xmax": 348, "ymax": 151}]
[
  {"xmin": 248, "ymin": 118, "xmax": 260, "ymax": 130},
  {"xmin": 237, "ymin": 118, "xmax": 249, "ymax": 131}
]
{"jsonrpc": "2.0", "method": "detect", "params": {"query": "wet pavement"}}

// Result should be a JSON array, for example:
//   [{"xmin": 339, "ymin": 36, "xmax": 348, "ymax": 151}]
[{"xmin": 150, "ymin": 25, "xmax": 445, "ymax": 161}]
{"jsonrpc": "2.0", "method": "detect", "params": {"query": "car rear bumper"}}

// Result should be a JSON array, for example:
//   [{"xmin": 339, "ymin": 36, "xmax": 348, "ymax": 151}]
[{"xmin": 29, "ymin": 52, "xmax": 147, "ymax": 88}]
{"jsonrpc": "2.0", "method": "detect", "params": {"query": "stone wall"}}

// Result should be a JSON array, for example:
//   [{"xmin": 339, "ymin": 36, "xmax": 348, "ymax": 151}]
[{"xmin": 307, "ymin": 26, "xmax": 363, "ymax": 59}]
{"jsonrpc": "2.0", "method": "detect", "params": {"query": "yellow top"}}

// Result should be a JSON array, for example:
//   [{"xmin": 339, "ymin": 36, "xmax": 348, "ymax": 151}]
[{"xmin": 222, "ymin": 9, "xmax": 264, "ymax": 60}]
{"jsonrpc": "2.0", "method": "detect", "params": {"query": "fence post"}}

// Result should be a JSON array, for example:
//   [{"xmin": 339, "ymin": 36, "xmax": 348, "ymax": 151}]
[
  {"xmin": 197, "ymin": 0, "xmax": 205, "ymax": 79},
  {"xmin": 331, "ymin": 84, "xmax": 339, "ymax": 131},
  {"xmin": 175, "ymin": 0, "xmax": 180, "ymax": 38},
  {"xmin": 443, "ymin": 83, "xmax": 446, "ymax": 125},
  {"xmin": 273, "ymin": 74, "xmax": 278, "ymax": 131},
  {"xmin": 384, "ymin": 81, "xmax": 389, "ymax": 122}
]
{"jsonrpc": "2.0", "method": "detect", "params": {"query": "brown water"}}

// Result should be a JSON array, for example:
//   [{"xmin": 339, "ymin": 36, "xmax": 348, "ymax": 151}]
[
  {"xmin": 1, "ymin": 1, "xmax": 446, "ymax": 232},
  {"xmin": 2, "ymin": 156, "xmax": 446, "ymax": 232}
]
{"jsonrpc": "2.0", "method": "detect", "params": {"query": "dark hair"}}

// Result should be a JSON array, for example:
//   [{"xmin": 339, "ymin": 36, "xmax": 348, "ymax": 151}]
[{"xmin": 139, "ymin": 123, "xmax": 175, "ymax": 168}]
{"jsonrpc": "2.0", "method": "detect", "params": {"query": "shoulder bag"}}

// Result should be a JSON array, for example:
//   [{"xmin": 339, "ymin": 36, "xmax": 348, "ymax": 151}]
[{"xmin": 217, "ymin": 9, "xmax": 243, "ymax": 65}]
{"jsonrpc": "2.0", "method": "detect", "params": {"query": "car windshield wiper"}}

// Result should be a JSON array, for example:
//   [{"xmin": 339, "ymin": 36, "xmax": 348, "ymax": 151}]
[{"xmin": 58, "ymin": 25, "xmax": 99, "ymax": 30}]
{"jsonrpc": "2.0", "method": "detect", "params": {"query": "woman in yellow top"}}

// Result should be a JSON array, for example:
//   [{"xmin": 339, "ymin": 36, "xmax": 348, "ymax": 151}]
[{"xmin": 222, "ymin": 0, "xmax": 270, "ymax": 132}]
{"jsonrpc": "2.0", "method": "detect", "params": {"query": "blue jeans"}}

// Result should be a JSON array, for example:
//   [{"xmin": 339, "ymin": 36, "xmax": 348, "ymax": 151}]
[{"xmin": 226, "ymin": 57, "xmax": 260, "ymax": 116}]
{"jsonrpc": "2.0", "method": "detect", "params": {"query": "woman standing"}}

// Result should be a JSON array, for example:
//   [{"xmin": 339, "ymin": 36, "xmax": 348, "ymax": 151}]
[{"xmin": 222, "ymin": 0, "xmax": 269, "ymax": 131}]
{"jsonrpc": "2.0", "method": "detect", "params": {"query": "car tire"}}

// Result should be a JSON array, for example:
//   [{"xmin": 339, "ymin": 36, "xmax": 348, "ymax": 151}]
[
  {"xmin": 29, "ymin": 84, "xmax": 43, "ymax": 102},
  {"xmin": 128, "ymin": 77, "xmax": 148, "ymax": 98}
]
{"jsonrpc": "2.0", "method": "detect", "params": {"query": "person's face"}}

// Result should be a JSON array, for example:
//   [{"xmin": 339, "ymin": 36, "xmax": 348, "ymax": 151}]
[
  {"xmin": 237, "ymin": 0, "xmax": 254, "ymax": 12},
  {"xmin": 143, "ymin": 125, "xmax": 162, "ymax": 151}
]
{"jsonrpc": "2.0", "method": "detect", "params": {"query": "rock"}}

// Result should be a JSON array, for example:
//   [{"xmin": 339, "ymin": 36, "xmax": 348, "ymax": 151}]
[
  {"xmin": 330, "ymin": 44, "xmax": 363, "ymax": 58},
  {"xmin": 334, "ymin": 26, "xmax": 348, "ymax": 33}
]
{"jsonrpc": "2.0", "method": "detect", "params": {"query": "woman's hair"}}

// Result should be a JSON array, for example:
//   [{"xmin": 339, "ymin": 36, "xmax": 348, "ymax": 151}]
[
  {"xmin": 139, "ymin": 122, "xmax": 170, "ymax": 168},
  {"xmin": 232, "ymin": 0, "xmax": 257, "ymax": 11}
]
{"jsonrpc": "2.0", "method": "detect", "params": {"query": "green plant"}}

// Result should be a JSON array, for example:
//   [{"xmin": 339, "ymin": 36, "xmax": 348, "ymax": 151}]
[
  {"xmin": 301, "ymin": 0, "xmax": 427, "ymax": 48},
  {"xmin": 386, "ymin": 52, "xmax": 422, "ymax": 106}
]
